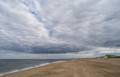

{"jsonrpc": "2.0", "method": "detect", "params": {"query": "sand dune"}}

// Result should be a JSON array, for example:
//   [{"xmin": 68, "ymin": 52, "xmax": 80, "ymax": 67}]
[{"xmin": 1, "ymin": 58, "xmax": 120, "ymax": 77}]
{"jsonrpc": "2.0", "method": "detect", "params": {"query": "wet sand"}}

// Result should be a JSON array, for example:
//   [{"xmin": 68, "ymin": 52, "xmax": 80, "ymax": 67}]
[{"xmin": 1, "ymin": 58, "xmax": 120, "ymax": 77}]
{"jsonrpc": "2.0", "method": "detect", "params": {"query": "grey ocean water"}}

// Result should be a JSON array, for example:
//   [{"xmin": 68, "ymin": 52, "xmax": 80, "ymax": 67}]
[{"xmin": 0, "ymin": 59, "xmax": 58, "ymax": 74}]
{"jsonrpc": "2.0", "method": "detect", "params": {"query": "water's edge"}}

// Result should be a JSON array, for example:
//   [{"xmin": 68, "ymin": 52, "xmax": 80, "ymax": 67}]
[{"xmin": 0, "ymin": 61, "xmax": 66, "ymax": 76}]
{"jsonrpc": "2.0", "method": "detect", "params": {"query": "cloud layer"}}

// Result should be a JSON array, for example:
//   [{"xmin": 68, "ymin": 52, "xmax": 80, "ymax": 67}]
[
  {"xmin": 0, "ymin": 0, "xmax": 120, "ymax": 58},
  {"xmin": 42, "ymin": 0, "xmax": 120, "ymax": 47}
]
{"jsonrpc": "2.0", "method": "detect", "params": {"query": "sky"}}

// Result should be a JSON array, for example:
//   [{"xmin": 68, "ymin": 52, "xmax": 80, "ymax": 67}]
[{"xmin": 0, "ymin": 0, "xmax": 120, "ymax": 59}]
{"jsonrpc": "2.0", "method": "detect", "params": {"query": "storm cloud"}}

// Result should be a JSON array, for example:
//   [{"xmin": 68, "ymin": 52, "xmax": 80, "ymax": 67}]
[{"xmin": 0, "ymin": 0, "xmax": 120, "ymax": 58}]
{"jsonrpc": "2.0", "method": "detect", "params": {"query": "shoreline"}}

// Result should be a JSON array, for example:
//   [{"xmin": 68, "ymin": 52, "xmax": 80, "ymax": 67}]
[
  {"xmin": 0, "ymin": 60, "xmax": 66, "ymax": 76},
  {"xmin": 0, "ymin": 58, "xmax": 120, "ymax": 77}
]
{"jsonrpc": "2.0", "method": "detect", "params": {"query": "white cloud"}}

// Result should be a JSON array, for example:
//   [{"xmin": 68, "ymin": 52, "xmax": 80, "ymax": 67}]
[{"xmin": 41, "ymin": 0, "xmax": 120, "ymax": 47}]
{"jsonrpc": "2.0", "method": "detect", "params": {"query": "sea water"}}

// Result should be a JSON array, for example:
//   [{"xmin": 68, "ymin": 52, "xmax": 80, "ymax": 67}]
[{"xmin": 0, "ymin": 59, "xmax": 58, "ymax": 74}]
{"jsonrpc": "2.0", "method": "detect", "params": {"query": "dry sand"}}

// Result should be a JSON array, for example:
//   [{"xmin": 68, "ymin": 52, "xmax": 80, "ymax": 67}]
[{"xmin": 1, "ymin": 58, "xmax": 120, "ymax": 77}]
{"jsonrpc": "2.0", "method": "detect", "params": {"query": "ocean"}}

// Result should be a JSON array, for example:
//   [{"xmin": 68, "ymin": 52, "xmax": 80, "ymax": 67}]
[{"xmin": 0, "ymin": 59, "xmax": 59, "ymax": 74}]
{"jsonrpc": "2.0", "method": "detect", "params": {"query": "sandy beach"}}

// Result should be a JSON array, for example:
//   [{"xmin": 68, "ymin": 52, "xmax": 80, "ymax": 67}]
[{"xmin": 0, "ymin": 58, "xmax": 120, "ymax": 77}]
